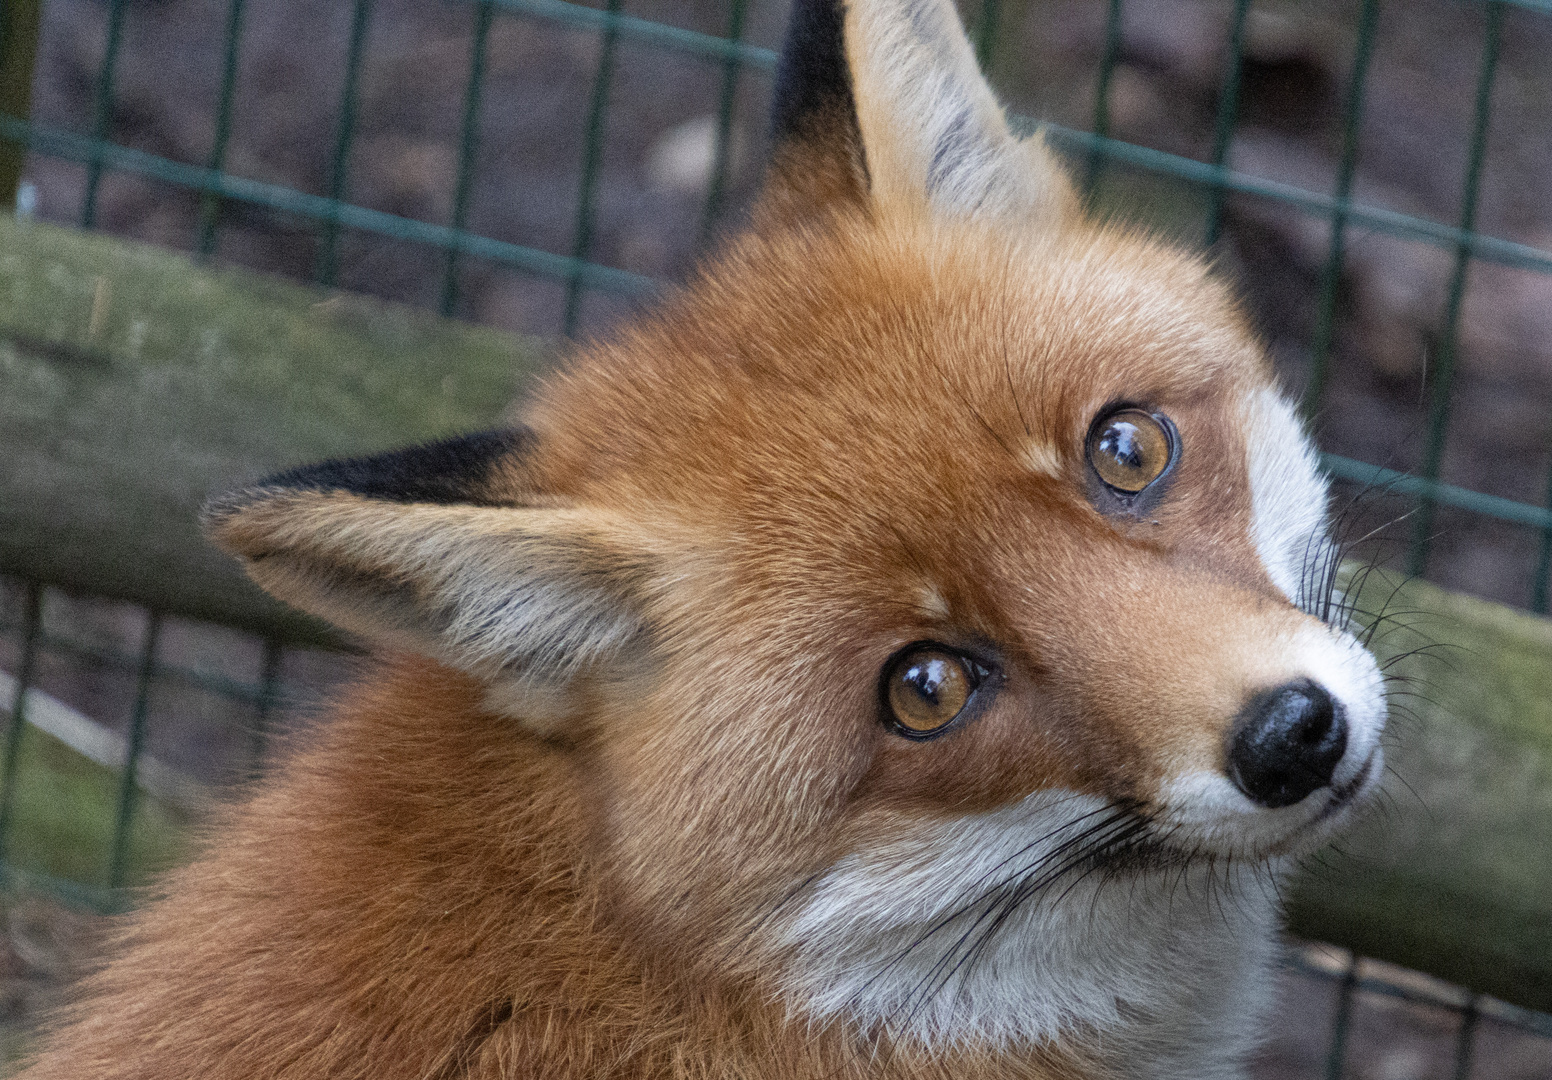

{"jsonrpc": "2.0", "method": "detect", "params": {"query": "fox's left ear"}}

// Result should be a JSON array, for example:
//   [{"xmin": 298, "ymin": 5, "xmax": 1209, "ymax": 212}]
[
  {"xmin": 761, "ymin": 0, "xmax": 1078, "ymax": 225},
  {"xmin": 204, "ymin": 430, "xmax": 667, "ymax": 733}
]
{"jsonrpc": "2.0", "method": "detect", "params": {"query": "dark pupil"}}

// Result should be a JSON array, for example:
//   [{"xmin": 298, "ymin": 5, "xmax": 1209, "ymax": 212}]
[
  {"xmin": 1098, "ymin": 421, "xmax": 1145, "ymax": 471},
  {"xmin": 906, "ymin": 659, "xmax": 950, "ymax": 703}
]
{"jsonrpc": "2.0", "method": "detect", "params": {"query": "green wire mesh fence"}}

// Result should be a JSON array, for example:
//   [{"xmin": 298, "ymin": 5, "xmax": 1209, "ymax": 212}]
[
  {"xmin": 2, "ymin": 0, "xmax": 1552, "ymax": 1073},
  {"xmin": 5, "ymin": 0, "xmax": 1552, "ymax": 593}
]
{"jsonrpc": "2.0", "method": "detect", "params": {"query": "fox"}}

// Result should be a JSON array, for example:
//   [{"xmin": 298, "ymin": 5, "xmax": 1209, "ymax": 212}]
[{"xmin": 16, "ymin": 0, "xmax": 1388, "ymax": 1076}]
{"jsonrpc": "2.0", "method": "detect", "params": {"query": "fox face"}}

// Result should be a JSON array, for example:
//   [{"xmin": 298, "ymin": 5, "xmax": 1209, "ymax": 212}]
[{"xmin": 206, "ymin": 0, "xmax": 1386, "ymax": 1069}]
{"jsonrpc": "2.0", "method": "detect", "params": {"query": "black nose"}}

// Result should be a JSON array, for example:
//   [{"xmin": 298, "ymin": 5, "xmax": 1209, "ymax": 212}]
[{"xmin": 1227, "ymin": 680, "xmax": 1348, "ymax": 808}]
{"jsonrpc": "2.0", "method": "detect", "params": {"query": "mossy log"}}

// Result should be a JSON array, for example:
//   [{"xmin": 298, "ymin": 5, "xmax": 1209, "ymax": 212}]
[
  {"xmin": 1287, "ymin": 574, "xmax": 1552, "ymax": 1015},
  {"xmin": 0, "ymin": 215, "xmax": 545, "ymax": 645},
  {"xmin": 1, "ymin": 218, "xmax": 1550, "ymax": 1013}
]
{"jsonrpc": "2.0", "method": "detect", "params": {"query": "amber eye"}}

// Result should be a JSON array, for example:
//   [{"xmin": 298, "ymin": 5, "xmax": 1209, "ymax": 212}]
[
  {"xmin": 883, "ymin": 646, "xmax": 978, "ymax": 738},
  {"xmin": 1086, "ymin": 409, "xmax": 1175, "ymax": 494}
]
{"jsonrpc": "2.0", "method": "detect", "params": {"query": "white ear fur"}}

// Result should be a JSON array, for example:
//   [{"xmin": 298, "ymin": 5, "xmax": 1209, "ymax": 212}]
[
  {"xmin": 208, "ymin": 492, "xmax": 658, "ymax": 704},
  {"xmin": 844, "ymin": 0, "xmax": 1076, "ymax": 221}
]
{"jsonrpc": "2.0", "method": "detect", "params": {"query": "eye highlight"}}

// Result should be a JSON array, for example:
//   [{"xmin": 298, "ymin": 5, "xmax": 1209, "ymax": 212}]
[
  {"xmin": 1086, "ymin": 408, "xmax": 1176, "ymax": 495},
  {"xmin": 882, "ymin": 645, "xmax": 982, "ymax": 738}
]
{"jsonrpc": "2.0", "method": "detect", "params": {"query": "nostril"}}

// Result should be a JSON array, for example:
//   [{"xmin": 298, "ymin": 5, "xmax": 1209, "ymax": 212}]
[{"xmin": 1227, "ymin": 680, "xmax": 1348, "ymax": 809}]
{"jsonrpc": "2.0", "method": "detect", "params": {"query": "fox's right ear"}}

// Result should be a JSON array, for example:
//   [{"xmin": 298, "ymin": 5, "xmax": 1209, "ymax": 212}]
[{"xmin": 759, "ymin": 0, "xmax": 1078, "ymax": 226}]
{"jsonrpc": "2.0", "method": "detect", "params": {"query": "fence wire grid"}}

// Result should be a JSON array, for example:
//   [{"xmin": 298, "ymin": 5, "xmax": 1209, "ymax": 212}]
[{"xmin": 1, "ymin": 0, "xmax": 1551, "ymax": 1075}]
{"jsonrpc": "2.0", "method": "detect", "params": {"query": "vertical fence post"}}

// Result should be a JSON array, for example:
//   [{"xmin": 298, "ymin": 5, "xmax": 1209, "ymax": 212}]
[
  {"xmin": 1302, "ymin": 0, "xmax": 1381, "ymax": 416},
  {"xmin": 973, "ymin": 0, "xmax": 1004, "ymax": 75},
  {"xmin": 1203, "ymin": 0, "xmax": 1252, "ymax": 248},
  {"xmin": 1324, "ymin": 952, "xmax": 1360, "ymax": 1080},
  {"xmin": 315, "ymin": 0, "xmax": 374, "ymax": 287},
  {"xmin": 108, "ymin": 612, "xmax": 162, "ymax": 892},
  {"xmin": 1450, "ymin": 993, "xmax": 1480, "ymax": 1080},
  {"xmin": 1084, "ymin": 0, "xmax": 1124, "ymax": 197},
  {"xmin": 442, "ymin": 0, "xmax": 494, "ymax": 318},
  {"xmin": 0, "ymin": 0, "xmax": 43, "ymax": 212},
  {"xmin": 248, "ymin": 637, "xmax": 284, "ymax": 781},
  {"xmin": 197, "ymin": 0, "xmax": 249, "ymax": 258},
  {"xmin": 0, "ymin": 583, "xmax": 43, "ymax": 870},
  {"xmin": 1532, "ymin": 464, "xmax": 1552, "ymax": 613},
  {"xmin": 81, "ymin": 0, "xmax": 130, "ymax": 229},
  {"xmin": 1407, "ymin": 1, "xmax": 1503, "ymax": 577},
  {"xmin": 698, "ymin": 0, "xmax": 748, "ymax": 248},
  {"xmin": 564, "ymin": 0, "xmax": 627, "ymax": 337}
]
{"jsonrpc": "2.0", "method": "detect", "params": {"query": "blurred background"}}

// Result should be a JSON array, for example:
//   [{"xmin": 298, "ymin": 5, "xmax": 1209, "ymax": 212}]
[
  {"xmin": 1, "ymin": 0, "xmax": 1551, "ymax": 1075},
  {"xmin": 12, "ymin": 0, "xmax": 1552, "ymax": 603}
]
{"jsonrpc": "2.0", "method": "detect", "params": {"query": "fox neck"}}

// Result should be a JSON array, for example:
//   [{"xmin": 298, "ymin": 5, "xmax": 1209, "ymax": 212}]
[
  {"xmin": 221, "ymin": 661, "xmax": 1097, "ymax": 1080},
  {"xmin": 243, "ymin": 663, "xmax": 1106, "ymax": 1079},
  {"xmin": 42, "ymin": 670, "xmax": 1269, "ymax": 1080},
  {"xmin": 311, "ymin": 665, "xmax": 1273, "ymax": 1078}
]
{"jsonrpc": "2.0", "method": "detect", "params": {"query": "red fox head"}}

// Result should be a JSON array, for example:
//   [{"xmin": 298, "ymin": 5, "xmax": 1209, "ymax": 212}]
[{"xmin": 206, "ymin": 0, "xmax": 1386, "ymax": 1066}]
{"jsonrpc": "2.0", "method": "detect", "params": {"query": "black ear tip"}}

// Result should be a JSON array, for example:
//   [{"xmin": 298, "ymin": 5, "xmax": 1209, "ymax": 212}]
[
  {"xmin": 199, "ymin": 481, "xmax": 296, "ymax": 534},
  {"xmin": 771, "ymin": 0, "xmax": 855, "ymax": 145},
  {"xmin": 261, "ymin": 428, "xmax": 532, "ymax": 507},
  {"xmin": 204, "ymin": 427, "xmax": 536, "ymax": 527},
  {"xmin": 199, "ymin": 489, "xmax": 263, "ymax": 531}
]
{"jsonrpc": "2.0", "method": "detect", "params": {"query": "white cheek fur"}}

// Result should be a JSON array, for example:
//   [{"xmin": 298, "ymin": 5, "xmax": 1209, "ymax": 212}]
[
  {"xmin": 772, "ymin": 792, "xmax": 1281, "ymax": 1076},
  {"xmin": 1243, "ymin": 387, "xmax": 1337, "ymax": 613}
]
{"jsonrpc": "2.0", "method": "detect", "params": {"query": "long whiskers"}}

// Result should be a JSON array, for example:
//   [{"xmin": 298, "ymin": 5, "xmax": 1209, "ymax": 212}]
[
  {"xmin": 818, "ymin": 799, "xmax": 1248, "ymax": 1035},
  {"xmin": 847, "ymin": 802, "xmax": 1143, "ymax": 1003},
  {"xmin": 892, "ymin": 809, "xmax": 1158, "ymax": 1029}
]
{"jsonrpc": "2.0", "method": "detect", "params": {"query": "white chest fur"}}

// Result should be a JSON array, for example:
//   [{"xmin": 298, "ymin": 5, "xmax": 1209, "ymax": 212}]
[{"xmin": 774, "ymin": 792, "xmax": 1283, "ymax": 1078}]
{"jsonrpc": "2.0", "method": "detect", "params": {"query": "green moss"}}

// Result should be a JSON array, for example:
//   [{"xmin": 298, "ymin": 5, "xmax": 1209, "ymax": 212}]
[
  {"xmin": 0, "ymin": 215, "xmax": 549, "ymax": 642},
  {"xmin": 2, "ymin": 723, "xmax": 188, "ymax": 893},
  {"xmin": 1287, "ymin": 571, "xmax": 1552, "ymax": 1013}
]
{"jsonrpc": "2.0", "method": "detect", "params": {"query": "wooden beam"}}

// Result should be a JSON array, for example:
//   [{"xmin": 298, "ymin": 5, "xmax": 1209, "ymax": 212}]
[{"xmin": 0, "ymin": 216, "xmax": 546, "ymax": 644}]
